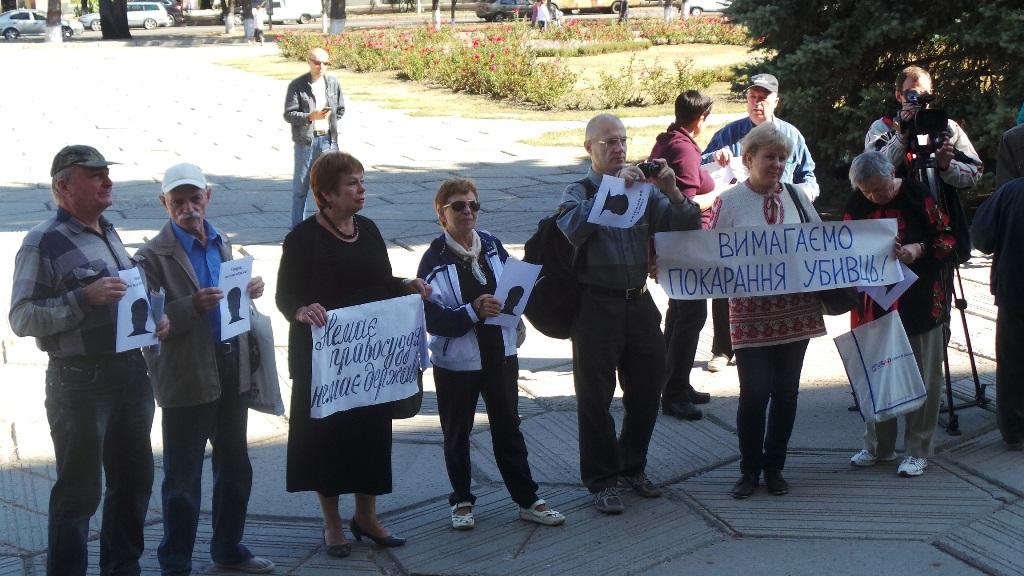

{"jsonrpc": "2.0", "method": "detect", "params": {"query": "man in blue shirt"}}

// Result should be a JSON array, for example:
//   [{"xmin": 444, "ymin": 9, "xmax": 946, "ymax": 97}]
[
  {"xmin": 699, "ymin": 74, "xmax": 819, "ymax": 372},
  {"xmin": 136, "ymin": 163, "xmax": 273, "ymax": 575}
]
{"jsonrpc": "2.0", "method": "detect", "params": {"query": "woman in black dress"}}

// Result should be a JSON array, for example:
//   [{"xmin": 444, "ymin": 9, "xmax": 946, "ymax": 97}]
[{"xmin": 276, "ymin": 151, "xmax": 430, "ymax": 557}]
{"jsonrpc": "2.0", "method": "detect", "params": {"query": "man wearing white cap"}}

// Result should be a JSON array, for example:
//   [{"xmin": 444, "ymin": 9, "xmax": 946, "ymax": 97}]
[{"xmin": 136, "ymin": 163, "xmax": 273, "ymax": 574}]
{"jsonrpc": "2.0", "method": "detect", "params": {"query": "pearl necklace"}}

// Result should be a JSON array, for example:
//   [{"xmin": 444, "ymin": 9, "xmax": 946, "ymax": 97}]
[{"xmin": 321, "ymin": 212, "xmax": 359, "ymax": 241}]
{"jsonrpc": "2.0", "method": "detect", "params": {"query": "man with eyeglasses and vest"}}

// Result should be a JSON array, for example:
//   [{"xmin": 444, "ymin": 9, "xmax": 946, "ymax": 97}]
[{"xmin": 557, "ymin": 113, "xmax": 701, "ymax": 515}]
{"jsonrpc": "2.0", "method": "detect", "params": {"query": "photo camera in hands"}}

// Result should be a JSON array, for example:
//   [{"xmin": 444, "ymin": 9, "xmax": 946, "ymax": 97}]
[{"xmin": 636, "ymin": 161, "xmax": 661, "ymax": 178}]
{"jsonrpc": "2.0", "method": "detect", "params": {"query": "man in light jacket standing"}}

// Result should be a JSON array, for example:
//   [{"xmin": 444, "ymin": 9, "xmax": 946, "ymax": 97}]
[
  {"xmin": 136, "ymin": 163, "xmax": 273, "ymax": 575},
  {"xmin": 284, "ymin": 47, "xmax": 345, "ymax": 228}
]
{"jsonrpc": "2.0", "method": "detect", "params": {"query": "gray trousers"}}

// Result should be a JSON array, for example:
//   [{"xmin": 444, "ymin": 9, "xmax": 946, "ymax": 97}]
[{"xmin": 862, "ymin": 324, "xmax": 944, "ymax": 458}]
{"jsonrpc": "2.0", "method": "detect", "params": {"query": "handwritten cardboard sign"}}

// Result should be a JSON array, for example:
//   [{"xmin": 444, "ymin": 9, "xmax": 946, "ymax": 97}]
[
  {"xmin": 655, "ymin": 219, "xmax": 903, "ymax": 299},
  {"xmin": 309, "ymin": 294, "xmax": 426, "ymax": 419}
]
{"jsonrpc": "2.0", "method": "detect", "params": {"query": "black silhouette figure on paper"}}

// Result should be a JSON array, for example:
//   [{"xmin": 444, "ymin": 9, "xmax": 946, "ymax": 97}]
[
  {"xmin": 601, "ymin": 193, "xmax": 629, "ymax": 216},
  {"xmin": 227, "ymin": 287, "xmax": 245, "ymax": 324},
  {"xmin": 129, "ymin": 298, "xmax": 151, "ymax": 336},
  {"xmin": 501, "ymin": 286, "xmax": 525, "ymax": 315}
]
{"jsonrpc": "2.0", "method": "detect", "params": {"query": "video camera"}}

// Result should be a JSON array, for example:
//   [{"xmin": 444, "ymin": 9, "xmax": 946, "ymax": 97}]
[{"xmin": 902, "ymin": 89, "xmax": 950, "ymax": 156}]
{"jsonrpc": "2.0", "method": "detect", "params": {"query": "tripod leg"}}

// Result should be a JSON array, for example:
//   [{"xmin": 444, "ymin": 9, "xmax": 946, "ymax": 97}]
[
  {"xmin": 953, "ymin": 265, "xmax": 987, "ymax": 403},
  {"xmin": 941, "ymin": 345, "xmax": 961, "ymax": 435}
]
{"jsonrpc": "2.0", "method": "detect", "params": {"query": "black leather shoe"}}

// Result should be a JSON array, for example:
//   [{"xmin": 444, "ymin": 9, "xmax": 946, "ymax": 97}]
[
  {"xmin": 731, "ymin": 473, "xmax": 758, "ymax": 499},
  {"xmin": 688, "ymin": 389, "xmax": 711, "ymax": 405},
  {"xmin": 663, "ymin": 400, "xmax": 703, "ymax": 421},
  {"xmin": 764, "ymin": 470, "xmax": 789, "ymax": 495}
]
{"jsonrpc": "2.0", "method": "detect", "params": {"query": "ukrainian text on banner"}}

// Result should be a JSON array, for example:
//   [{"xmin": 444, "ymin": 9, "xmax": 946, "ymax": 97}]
[
  {"xmin": 654, "ymin": 219, "xmax": 902, "ymax": 300},
  {"xmin": 309, "ymin": 294, "xmax": 425, "ymax": 419}
]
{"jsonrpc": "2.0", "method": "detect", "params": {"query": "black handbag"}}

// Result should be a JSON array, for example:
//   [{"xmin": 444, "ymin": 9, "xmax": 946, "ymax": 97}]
[
  {"xmin": 784, "ymin": 183, "xmax": 859, "ymax": 316},
  {"xmin": 391, "ymin": 369, "xmax": 423, "ymax": 420}
]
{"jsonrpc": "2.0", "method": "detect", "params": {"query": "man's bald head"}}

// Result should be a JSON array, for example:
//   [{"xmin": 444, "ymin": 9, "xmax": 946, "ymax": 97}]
[
  {"xmin": 584, "ymin": 114, "xmax": 628, "ymax": 176},
  {"xmin": 307, "ymin": 47, "xmax": 330, "ymax": 80}
]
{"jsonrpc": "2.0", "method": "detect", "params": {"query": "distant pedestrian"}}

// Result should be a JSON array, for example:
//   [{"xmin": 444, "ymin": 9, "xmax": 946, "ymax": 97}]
[
  {"xmin": 534, "ymin": 0, "xmax": 550, "ymax": 31},
  {"xmin": 617, "ymin": 0, "xmax": 628, "ymax": 22},
  {"xmin": 283, "ymin": 47, "xmax": 345, "ymax": 228},
  {"xmin": 9, "ymin": 145, "xmax": 170, "ymax": 576},
  {"xmin": 972, "ymin": 176, "xmax": 1024, "ymax": 452},
  {"xmin": 253, "ymin": 3, "xmax": 266, "ymax": 45}
]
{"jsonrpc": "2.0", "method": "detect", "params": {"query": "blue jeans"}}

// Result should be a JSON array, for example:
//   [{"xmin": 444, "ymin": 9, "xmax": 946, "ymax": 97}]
[
  {"xmin": 44, "ymin": 351, "xmax": 155, "ymax": 576},
  {"xmin": 157, "ymin": 345, "xmax": 253, "ymax": 575},
  {"xmin": 734, "ymin": 339, "xmax": 809, "ymax": 475},
  {"xmin": 291, "ymin": 135, "xmax": 336, "ymax": 228}
]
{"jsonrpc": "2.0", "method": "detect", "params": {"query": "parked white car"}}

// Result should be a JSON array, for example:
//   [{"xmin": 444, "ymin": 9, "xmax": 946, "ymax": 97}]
[
  {"xmin": 79, "ymin": 1, "xmax": 173, "ymax": 31},
  {"xmin": 0, "ymin": 9, "xmax": 84, "ymax": 39}
]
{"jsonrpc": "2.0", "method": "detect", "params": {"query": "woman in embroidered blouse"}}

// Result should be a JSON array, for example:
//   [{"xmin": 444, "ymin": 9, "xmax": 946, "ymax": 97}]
[
  {"xmin": 844, "ymin": 151, "xmax": 955, "ymax": 477},
  {"xmin": 417, "ymin": 178, "xmax": 565, "ymax": 531},
  {"xmin": 708, "ymin": 122, "xmax": 826, "ymax": 499}
]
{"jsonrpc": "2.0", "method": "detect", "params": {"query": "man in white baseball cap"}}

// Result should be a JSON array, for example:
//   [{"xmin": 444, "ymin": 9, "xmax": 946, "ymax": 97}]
[{"xmin": 136, "ymin": 163, "xmax": 273, "ymax": 574}]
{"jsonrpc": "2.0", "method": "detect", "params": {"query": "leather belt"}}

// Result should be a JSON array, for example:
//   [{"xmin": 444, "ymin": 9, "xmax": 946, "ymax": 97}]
[
  {"xmin": 580, "ymin": 283, "xmax": 648, "ymax": 300},
  {"xmin": 313, "ymin": 129, "xmax": 329, "ymax": 137}
]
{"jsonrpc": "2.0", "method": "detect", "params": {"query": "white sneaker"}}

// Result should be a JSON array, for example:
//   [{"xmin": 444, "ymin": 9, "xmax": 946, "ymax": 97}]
[
  {"xmin": 850, "ymin": 450, "xmax": 897, "ymax": 467},
  {"xmin": 897, "ymin": 456, "xmax": 928, "ymax": 477},
  {"xmin": 451, "ymin": 502, "xmax": 474, "ymax": 530},
  {"xmin": 707, "ymin": 355, "xmax": 729, "ymax": 373}
]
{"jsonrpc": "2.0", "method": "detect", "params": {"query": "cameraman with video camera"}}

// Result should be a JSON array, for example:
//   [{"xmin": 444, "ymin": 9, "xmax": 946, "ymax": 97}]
[{"xmin": 865, "ymin": 66, "xmax": 982, "ymax": 262}]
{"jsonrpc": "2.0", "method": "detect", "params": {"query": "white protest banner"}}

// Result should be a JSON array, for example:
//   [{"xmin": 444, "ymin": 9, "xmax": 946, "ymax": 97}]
[
  {"xmin": 858, "ymin": 262, "xmax": 918, "ymax": 311},
  {"xmin": 115, "ymin": 267, "xmax": 158, "ymax": 352},
  {"xmin": 485, "ymin": 258, "xmax": 542, "ymax": 328},
  {"xmin": 586, "ymin": 174, "xmax": 650, "ymax": 229},
  {"xmin": 218, "ymin": 256, "xmax": 253, "ymax": 341},
  {"xmin": 655, "ymin": 219, "xmax": 903, "ymax": 300},
  {"xmin": 309, "ymin": 294, "xmax": 425, "ymax": 419}
]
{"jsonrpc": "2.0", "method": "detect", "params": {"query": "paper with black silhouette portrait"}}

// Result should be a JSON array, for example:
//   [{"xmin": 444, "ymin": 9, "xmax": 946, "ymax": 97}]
[
  {"xmin": 116, "ymin": 267, "xmax": 158, "ymax": 352},
  {"xmin": 586, "ymin": 174, "xmax": 651, "ymax": 229},
  {"xmin": 485, "ymin": 258, "xmax": 542, "ymax": 328},
  {"xmin": 218, "ymin": 256, "xmax": 253, "ymax": 341}
]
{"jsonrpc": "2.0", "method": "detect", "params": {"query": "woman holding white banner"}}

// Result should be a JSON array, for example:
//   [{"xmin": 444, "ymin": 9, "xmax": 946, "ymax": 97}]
[
  {"xmin": 276, "ymin": 152, "xmax": 431, "ymax": 557},
  {"xmin": 707, "ymin": 122, "xmax": 826, "ymax": 499},
  {"xmin": 844, "ymin": 151, "xmax": 956, "ymax": 477},
  {"xmin": 418, "ymin": 178, "xmax": 565, "ymax": 531}
]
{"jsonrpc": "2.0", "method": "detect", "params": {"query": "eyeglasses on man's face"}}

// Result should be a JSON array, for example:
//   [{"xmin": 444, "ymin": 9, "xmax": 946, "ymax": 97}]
[
  {"xmin": 443, "ymin": 200, "xmax": 481, "ymax": 213},
  {"xmin": 596, "ymin": 137, "xmax": 630, "ymax": 148},
  {"xmin": 308, "ymin": 58, "xmax": 329, "ymax": 67}
]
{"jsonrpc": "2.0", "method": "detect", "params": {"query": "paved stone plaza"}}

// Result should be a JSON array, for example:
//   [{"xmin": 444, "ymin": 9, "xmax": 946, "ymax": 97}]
[{"xmin": 0, "ymin": 38, "xmax": 1021, "ymax": 575}]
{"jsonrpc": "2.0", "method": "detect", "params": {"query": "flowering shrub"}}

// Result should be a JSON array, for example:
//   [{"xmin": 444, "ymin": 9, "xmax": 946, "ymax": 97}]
[{"xmin": 275, "ymin": 16, "xmax": 746, "ymax": 110}]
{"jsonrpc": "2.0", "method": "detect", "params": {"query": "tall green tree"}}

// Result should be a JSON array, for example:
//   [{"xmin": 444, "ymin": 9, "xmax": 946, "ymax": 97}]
[{"xmin": 726, "ymin": 0, "xmax": 1024, "ymax": 205}]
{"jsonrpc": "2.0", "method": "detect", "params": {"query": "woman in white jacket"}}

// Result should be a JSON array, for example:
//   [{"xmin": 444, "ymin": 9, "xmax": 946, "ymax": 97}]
[{"xmin": 417, "ymin": 178, "xmax": 564, "ymax": 531}]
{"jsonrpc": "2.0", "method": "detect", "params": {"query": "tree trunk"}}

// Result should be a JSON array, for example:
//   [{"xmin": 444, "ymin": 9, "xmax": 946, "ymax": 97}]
[
  {"xmin": 80, "ymin": 0, "xmax": 90, "ymax": 18},
  {"xmin": 240, "ymin": 0, "xmax": 252, "ymax": 39},
  {"xmin": 45, "ymin": 0, "xmax": 62, "ymax": 42},
  {"xmin": 430, "ymin": 0, "xmax": 439, "ymax": 28},
  {"xmin": 662, "ymin": 0, "xmax": 671, "ymax": 22},
  {"xmin": 680, "ymin": 0, "xmax": 689, "ymax": 18},
  {"xmin": 448, "ymin": 0, "xmax": 454, "ymax": 25},
  {"xmin": 320, "ymin": 0, "xmax": 328, "ymax": 31},
  {"xmin": 100, "ymin": 0, "xmax": 131, "ymax": 39},
  {"xmin": 328, "ymin": 0, "xmax": 345, "ymax": 33},
  {"xmin": 223, "ymin": 0, "xmax": 235, "ymax": 32}
]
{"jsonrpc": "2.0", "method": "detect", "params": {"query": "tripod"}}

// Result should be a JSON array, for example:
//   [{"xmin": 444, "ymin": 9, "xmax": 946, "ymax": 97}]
[{"xmin": 907, "ymin": 151, "xmax": 987, "ymax": 435}]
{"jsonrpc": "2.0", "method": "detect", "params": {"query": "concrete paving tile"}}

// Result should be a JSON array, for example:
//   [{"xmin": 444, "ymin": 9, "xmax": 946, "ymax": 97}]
[
  {"xmin": 942, "ymin": 430, "xmax": 1024, "ymax": 495},
  {"xmin": 0, "ymin": 501, "xmax": 47, "ymax": 556},
  {"xmin": 0, "ymin": 557, "xmax": 31, "ymax": 576},
  {"xmin": 645, "ymin": 538, "xmax": 986, "ymax": 576},
  {"xmin": 386, "ymin": 484, "xmax": 720, "ymax": 576},
  {"xmin": 937, "ymin": 500, "xmax": 1024, "ymax": 576},
  {"xmin": 681, "ymin": 451, "xmax": 1005, "ymax": 540}
]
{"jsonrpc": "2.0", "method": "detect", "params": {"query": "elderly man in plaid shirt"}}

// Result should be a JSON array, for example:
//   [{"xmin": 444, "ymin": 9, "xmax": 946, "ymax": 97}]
[{"xmin": 9, "ymin": 145, "xmax": 169, "ymax": 576}]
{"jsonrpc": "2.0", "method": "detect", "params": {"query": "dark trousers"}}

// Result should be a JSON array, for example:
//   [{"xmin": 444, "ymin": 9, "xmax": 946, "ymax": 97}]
[
  {"xmin": 734, "ymin": 339, "xmax": 809, "ymax": 475},
  {"xmin": 662, "ymin": 298, "xmax": 707, "ymax": 405},
  {"xmin": 434, "ymin": 357, "xmax": 539, "ymax": 509},
  {"xmin": 158, "ymin": 346, "xmax": 253, "ymax": 575},
  {"xmin": 44, "ymin": 351, "xmax": 155, "ymax": 576},
  {"xmin": 711, "ymin": 298, "xmax": 733, "ymax": 357},
  {"xmin": 997, "ymin": 304, "xmax": 1024, "ymax": 444},
  {"xmin": 572, "ymin": 291, "xmax": 665, "ymax": 492}
]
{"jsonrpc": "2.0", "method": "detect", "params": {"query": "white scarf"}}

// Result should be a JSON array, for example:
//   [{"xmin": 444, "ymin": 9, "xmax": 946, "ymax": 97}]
[{"xmin": 444, "ymin": 230, "xmax": 487, "ymax": 285}]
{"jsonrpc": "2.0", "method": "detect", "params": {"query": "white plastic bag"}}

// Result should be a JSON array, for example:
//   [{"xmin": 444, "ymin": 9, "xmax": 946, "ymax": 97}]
[{"xmin": 834, "ymin": 311, "xmax": 927, "ymax": 423}]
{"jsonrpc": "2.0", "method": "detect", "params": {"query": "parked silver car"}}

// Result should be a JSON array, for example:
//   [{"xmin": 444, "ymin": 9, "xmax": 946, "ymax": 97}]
[
  {"xmin": 0, "ymin": 9, "xmax": 84, "ymax": 39},
  {"xmin": 79, "ymin": 1, "xmax": 172, "ymax": 31}
]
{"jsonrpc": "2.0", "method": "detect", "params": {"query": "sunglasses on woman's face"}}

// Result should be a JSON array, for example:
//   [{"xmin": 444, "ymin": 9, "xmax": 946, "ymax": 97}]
[{"xmin": 443, "ymin": 200, "xmax": 481, "ymax": 213}]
